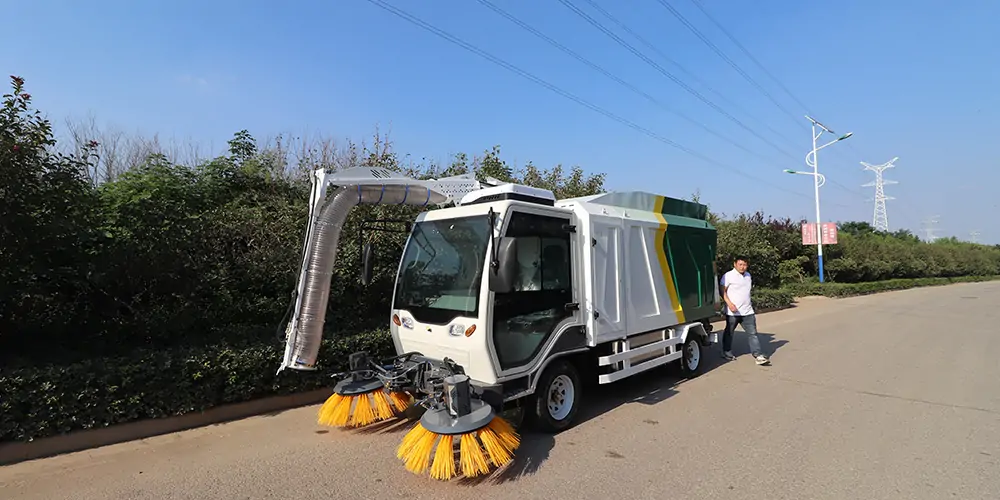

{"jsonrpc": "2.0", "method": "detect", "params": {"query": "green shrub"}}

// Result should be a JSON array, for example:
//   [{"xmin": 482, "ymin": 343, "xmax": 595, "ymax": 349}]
[
  {"xmin": 751, "ymin": 288, "xmax": 795, "ymax": 311},
  {"xmin": 0, "ymin": 330, "xmax": 395, "ymax": 443},
  {"xmin": 785, "ymin": 275, "xmax": 1000, "ymax": 298}
]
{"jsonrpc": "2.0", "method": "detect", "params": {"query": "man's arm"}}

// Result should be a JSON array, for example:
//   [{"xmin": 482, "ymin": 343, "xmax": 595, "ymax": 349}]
[
  {"xmin": 722, "ymin": 284, "xmax": 736, "ymax": 312},
  {"xmin": 720, "ymin": 273, "xmax": 736, "ymax": 312}
]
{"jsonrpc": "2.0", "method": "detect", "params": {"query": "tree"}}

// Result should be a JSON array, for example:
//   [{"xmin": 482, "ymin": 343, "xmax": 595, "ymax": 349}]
[{"xmin": 1, "ymin": 76, "xmax": 102, "ymax": 359}]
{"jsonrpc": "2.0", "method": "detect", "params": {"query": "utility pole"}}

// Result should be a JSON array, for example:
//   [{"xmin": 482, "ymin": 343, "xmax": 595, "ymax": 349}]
[
  {"xmin": 921, "ymin": 216, "xmax": 940, "ymax": 242},
  {"xmin": 861, "ymin": 157, "xmax": 898, "ymax": 232},
  {"xmin": 783, "ymin": 116, "xmax": 852, "ymax": 283}
]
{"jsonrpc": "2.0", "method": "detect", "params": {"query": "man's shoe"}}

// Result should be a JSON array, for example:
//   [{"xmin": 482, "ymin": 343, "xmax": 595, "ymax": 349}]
[
  {"xmin": 722, "ymin": 351, "xmax": 736, "ymax": 361},
  {"xmin": 754, "ymin": 354, "xmax": 770, "ymax": 366}
]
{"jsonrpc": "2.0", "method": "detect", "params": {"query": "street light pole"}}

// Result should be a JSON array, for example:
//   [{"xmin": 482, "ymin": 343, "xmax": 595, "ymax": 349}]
[
  {"xmin": 807, "ymin": 120, "xmax": 825, "ymax": 283},
  {"xmin": 788, "ymin": 115, "xmax": 853, "ymax": 283}
]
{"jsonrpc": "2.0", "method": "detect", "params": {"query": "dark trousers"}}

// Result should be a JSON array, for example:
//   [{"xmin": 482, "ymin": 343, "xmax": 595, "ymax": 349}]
[{"xmin": 723, "ymin": 313, "xmax": 763, "ymax": 357}]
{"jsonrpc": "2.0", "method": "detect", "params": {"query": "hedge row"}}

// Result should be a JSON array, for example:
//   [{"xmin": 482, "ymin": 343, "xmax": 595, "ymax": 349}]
[
  {"xmin": 0, "ymin": 330, "xmax": 395, "ymax": 443},
  {"xmin": 750, "ymin": 288, "xmax": 796, "ymax": 311},
  {"xmin": 784, "ymin": 275, "xmax": 1000, "ymax": 298},
  {"xmin": 7, "ymin": 275, "xmax": 999, "ymax": 443}
]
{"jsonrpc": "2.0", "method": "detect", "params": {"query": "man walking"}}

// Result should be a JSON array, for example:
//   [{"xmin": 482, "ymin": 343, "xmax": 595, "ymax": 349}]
[{"xmin": 720, "ymin": 256, "xmax": 770, "ymax": 365}]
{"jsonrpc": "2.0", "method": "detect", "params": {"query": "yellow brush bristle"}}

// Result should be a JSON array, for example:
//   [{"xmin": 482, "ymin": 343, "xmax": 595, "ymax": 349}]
[
  {"xmin": 486, "ymin": 416, "xmax": 520, "ymax": 450},
  {"xmin": 371, "ymin": 390, "xmax": 395, "ymax": 421},
  {"xmin": 390, "ymin": 391, "xmax": 411, "ymax": 413},
  {"xmin": 351, "ymin": 392, "xmax": 375, "ymax": 427},
  {"xmin": 459, "ymin": 432, "xmax": 490, "ymax": 478},
  {"xmin": 317, "ymin": 393, "xmax": 347, "ymax": 426},
  {"xmin": 429, "ymin": 435, "xmax": 456, "ymax": 481},
  {"xmin": 328, "ymin": 394, "xmax": 354, "ymax": 427},
  {"xmin": 397, "ymin": 423, "xmax": 432, "ymax": 460},
  {"xmin": 477, "ymin": 426, "xmax": 514, "ymax": 466},
  {"xmin": 403, "ymin": 427, "xmax": 438, "ymax": 474}
]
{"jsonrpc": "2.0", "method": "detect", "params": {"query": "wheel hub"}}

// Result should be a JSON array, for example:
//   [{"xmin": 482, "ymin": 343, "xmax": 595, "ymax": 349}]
[
  {"xmin": 686, "ymin": 340, "xmax": 701, "ymax": 370},
  {"xmin": 547, "ymin": 374, "xmax": 575, "ymax": 421}
]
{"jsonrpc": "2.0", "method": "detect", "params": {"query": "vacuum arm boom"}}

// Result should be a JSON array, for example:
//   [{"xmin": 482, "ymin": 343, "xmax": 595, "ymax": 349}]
[{"xmin": 277, "ymin": 167, "xmax": 484, "ymax": 374}]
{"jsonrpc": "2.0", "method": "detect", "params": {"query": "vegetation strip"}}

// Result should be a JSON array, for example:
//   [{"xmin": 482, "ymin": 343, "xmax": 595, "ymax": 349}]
[{"xmin": 5, "ymin": 75, "xmax": 999, "ymax": 444}]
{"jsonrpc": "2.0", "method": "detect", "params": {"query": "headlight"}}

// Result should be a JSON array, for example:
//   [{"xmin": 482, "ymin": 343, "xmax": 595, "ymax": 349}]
[
  {"xmin": 448, "ymin": 324, "xmax": 465, "ymax": 336},
  {"xmin": 401, "ymin": 316, "xmax": 414, "ymax": 329}
]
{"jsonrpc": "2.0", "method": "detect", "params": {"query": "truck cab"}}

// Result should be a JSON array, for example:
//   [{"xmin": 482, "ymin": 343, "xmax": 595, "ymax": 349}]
[{"xmin": 389, "ymin": 184, "xmax": 582, "ymax": 394}]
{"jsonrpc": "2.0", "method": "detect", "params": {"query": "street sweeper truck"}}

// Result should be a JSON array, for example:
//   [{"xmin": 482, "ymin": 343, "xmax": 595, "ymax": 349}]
[{"xmin": 277, "ymin": 166, "xmax": 720, "ymax": 481}]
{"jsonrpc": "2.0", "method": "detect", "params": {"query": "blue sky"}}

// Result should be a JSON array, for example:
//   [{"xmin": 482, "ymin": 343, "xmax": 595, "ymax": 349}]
[{"xmin": 5, "ymin": 0, "xmax": 998, "ymax": 243}]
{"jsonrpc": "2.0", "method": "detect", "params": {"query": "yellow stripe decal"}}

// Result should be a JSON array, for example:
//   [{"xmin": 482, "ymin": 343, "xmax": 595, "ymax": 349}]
[{"xmin": 653, "ymin": 196, "xmax": 686, "ymax": 324}]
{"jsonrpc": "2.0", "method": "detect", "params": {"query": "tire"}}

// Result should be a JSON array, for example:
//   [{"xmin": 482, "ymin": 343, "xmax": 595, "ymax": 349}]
[
  {"xmin": 679, "ymin": 334, "xmax": 703, "ymax": 378},
  {"xmin": 528, "ymin": 358, "xmax": 582, "ymax": 433}
]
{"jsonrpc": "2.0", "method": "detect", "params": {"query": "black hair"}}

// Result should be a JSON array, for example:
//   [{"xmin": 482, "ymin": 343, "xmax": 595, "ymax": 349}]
[{"xmin": 733, "ymin": 255, "xmax": 749, "ymax": 264}]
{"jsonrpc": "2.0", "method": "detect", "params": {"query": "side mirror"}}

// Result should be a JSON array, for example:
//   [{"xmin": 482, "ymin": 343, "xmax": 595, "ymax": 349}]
[
  {"xmin": 360, "ymin": 242, "xmax": 375, "ymax": 286},
  {"xmin": 489, "ymin": 237, "xmax": 518, "ymax": 294}
]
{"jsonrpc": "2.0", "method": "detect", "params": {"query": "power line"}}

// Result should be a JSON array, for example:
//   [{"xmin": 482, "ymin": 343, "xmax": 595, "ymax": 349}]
[
  {"xmin": 577, "ymin": 0, "xmax": 798, "ymax": 149},
  {"xmin": 678, "ymin": 0, "xmax": 875, "ymax": 198},
  {"xmin": 686, "ymin": 0, "xmax": 813, "ymax": 115},
  {"xmin": 473, "ymin": 0, "xmax": 785, "ymax": 167},
  {"xmin": 362, "ymin": 0, "xmax": 834, "ymax": 203},
  {"xmin": 576, "ymin": 0, "xmax": 870, "ymax": 206},
  {"xmin": 554, "ymin": 0, "xmax": 802, "ymax": 163},
  {"xmin": 652, "ymin": 0, "xmax": 806, "ymax": 132}
]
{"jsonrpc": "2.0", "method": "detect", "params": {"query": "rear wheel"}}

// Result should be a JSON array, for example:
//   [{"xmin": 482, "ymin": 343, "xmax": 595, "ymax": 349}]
[
  {"xmin": 529, "ymin": 358, "xmax": 582, "ymax": 433},
  {"xmin": 679, "ymin": 335, "xmax": 703, "ymax": 377}
]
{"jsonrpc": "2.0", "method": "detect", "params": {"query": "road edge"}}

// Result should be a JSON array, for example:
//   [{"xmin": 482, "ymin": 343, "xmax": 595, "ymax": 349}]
[{"xmin": 0, "ymin": 387, "xmax": 334, "ymax": 467}]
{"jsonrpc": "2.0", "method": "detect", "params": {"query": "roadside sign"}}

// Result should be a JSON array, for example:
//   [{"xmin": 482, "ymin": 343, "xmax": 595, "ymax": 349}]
[
  {"xmin": 821, "ymin": 222, "xmax": 838, "ymax": 244},
  {"xmin": 802, "ymin": 222, "xmax": 838, "ymax": 245},
  {"xmin": 802, "ymin": 222, "xmax": 817, "ymax": 245}
]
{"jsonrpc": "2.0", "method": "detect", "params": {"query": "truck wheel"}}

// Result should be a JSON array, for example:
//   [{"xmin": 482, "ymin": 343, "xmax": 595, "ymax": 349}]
[
  {"xmin": 529, "ymin": 358, "xmax": 582, "ymax": 433},
  {"xmin": 679, "ymin": 335, "xmax": 703, "ymax": 377}
]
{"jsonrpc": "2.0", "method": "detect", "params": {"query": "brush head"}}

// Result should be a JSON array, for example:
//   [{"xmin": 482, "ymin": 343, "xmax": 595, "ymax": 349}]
[
  {"xmin": 333, "ymin": 376, "xmax": 384, "ymax": 396},
  {"xmin": 397, "ymin": 414, "xmax": 521, "ymax": 480},
  {"xmin": 419, "ymin": 398, "xmax": 495, "ymax": 435}
]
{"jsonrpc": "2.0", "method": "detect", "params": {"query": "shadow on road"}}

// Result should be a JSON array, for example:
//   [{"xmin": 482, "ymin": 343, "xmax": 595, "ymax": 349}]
[
  {"xmin": 726, "ymin": 331, "xmax": 788, "ymax": 358},
  {"xmin": 450, "ymin": 431, "xmax": 555, "ymax": 486},
  {"xmin": 471, "ymin": 331, "xmax": 793, "ymax": 484}
]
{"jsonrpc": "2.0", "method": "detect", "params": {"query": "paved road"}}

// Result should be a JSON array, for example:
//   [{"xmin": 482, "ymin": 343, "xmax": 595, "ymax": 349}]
[{"xmin": 3, "ymin": 282, "xmax": 1000, "ymax": 499}]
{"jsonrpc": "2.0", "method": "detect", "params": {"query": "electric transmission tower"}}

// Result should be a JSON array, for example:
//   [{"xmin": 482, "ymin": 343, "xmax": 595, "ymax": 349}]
[
  {"xmin": 921, "ymin": 215, "xmax": 940, "ymax": 242},
  {"xmin": 970, "ymin": 230, "xmax": 981, "ymax": 244},
  {"xmin": 861, "ymin": 156, "xmax": 899, "ymax": 232}
]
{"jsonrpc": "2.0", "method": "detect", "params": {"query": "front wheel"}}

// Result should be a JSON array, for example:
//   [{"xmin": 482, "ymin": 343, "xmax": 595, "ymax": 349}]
[
  {"xmin": 679, "ymin": 335, "xmax": 703, "ymax": 378},
  {"xmin": 529, "ymin": 358, "xmax": 582, "ymax": 433}
]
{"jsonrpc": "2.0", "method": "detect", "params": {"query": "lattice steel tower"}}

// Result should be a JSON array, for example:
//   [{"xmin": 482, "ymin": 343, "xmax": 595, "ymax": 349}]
[{"xmin": 861, "ymin": 157, "xmax": 899, "ymax": 232}]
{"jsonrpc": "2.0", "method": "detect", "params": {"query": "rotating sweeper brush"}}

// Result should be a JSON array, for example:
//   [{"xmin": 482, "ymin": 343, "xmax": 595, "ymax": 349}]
[
  {"xmin": 396, "ymin": 369, "xmax": 519, "ymax": 481},
  {"xmin": 322, "ymin": 351, "xmax": 521, "ymax": 480},
  {"xmin": 317, "ymin": 352, "xmax": 413, "ymax": 428}
]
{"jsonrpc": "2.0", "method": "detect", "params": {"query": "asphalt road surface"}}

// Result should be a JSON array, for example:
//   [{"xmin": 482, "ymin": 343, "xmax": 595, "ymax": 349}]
[{"xmin": 3, "ymin": 282, "xmax": 1000, "ymax": 499}]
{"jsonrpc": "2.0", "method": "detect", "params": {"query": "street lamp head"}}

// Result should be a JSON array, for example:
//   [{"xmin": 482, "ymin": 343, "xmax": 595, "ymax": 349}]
[
  {"xmin": 838, "ymin": 132, "xmax": 853, "ymax": 141},
  {"xmin": 783, "ymin": 169, "xmax": 797, "ymax": 174}
]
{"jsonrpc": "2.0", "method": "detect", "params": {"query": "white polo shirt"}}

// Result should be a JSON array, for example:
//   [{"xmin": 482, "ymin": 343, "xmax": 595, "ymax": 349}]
[{"xmin": 721, "ymin": 269, "xmax": 754, "ymax": 316}]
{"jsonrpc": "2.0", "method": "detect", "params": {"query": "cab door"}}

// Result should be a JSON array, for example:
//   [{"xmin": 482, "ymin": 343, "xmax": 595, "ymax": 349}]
[{"xmin": 489, "ymin": 208, "xmax": 579, "ymax": 375}]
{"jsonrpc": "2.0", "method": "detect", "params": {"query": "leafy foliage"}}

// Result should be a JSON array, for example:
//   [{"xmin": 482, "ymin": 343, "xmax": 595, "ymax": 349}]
[
  {"xmin": 0, "ymin": 330, "xmax": 394, "ymax": 442},
  {"xmin": 3, "ymin": 75, "xmax": 998, "ymax": 443}
]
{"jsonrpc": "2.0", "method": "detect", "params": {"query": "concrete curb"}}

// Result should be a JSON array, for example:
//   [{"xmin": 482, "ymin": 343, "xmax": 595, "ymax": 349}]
[{"xmin": 0, "ymin": 387, "xmax": 334, "ymax": 467}]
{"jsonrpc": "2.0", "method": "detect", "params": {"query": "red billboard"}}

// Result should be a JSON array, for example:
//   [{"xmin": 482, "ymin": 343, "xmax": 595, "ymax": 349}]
[{"xmin": 802, "ymin": 222, "xmax": 838, "ymax": 245}]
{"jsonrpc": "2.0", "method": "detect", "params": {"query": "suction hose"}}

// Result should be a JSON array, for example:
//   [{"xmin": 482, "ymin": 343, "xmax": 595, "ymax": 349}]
[{"xmin": 280, "ymin": 183, "xmax": 445, "ymax": 372}]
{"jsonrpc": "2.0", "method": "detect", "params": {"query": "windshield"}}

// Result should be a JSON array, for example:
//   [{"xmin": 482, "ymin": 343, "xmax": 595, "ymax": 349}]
[{"xmin": 392, "ymin": 215, "xmax": 491, "ymax": 324}]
